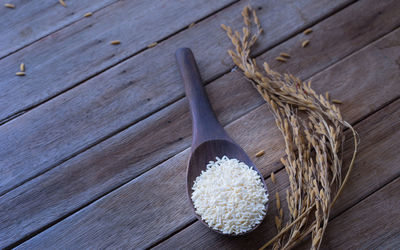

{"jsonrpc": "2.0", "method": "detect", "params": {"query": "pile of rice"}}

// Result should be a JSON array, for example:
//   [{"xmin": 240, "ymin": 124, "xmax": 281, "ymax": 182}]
[{"xmin": 191, "ymin": 156, "xmax": 268, "ymax": 234}]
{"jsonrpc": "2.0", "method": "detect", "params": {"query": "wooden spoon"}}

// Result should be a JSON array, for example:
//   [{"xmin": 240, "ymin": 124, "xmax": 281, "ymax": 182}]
[{"xmin": 175, "ymin": 48, "xmax": 269, "ymax": 235}]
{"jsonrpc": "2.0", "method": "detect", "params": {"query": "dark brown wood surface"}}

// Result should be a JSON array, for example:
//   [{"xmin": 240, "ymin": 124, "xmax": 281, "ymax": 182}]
[{"xmin": 1, "ymin": 0, "xmax": 399, "ymax": 248}]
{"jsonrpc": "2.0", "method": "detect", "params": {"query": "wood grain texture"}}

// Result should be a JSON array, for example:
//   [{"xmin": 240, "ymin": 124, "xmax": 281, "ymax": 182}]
[
  {"xmin": 317, "ymin": 177, "xmax": 400, "ymax": 249},
  {"xmin": 2, "ymin": 1, "xmax": 400, "ymax": 246},
  {"xmin": 153, "ymin": 99, "xmax": 400, "ymax": 250},
  {"xmin": 0, "ymin": 0, "xmax": 236, "ymax": 123},
  {"xmin": 16, "ymin": 26, "xmax": 400, "ymax": 249},
  {"xmin": 0, "ymin": 0, "xmax": 116, "ymax": 59},
  {"xmin": 0, "ymin": 0, "xmax": 353, "ymax": 195}
]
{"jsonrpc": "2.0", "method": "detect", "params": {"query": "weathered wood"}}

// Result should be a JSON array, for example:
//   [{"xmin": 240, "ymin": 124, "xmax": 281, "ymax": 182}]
[
  {"xmin": 0, "ymin": 0, "xmax": 116, "ymax": 59},
  {"xmin": 0, "ymin": 0, "xmax": 236, "ymax": 123},
  {"xmin": 2, "ymin": 1, "xmax": 400, "ymax": 247},
  {"xmin": 317, "ymin": 177, "xmax": 400, "ymax": 249},
  {"xmin": 15, "ymin": 26, "xmax": 400, "ymax": 249},
  {"xmin": 153, "ymin": 99, "xmax": 400, "ymax": 250},
  {"xmin": 0, "ymin": 0, "xmax": 355, "ymax": 195}
]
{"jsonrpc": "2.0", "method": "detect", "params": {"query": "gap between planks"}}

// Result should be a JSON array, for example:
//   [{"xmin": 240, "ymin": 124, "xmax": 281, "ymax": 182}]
[
  {"xmin": 297, "ymin": 174, "xmax": 400, "ymax": 249},
  {"xmin": 12, "ymin": 51, "xmax": 398, "ymax": 247},
  {"xmin": 0, "ymin": 0, "xmax": 241, "ymax": 196},
  {"xmin": 150, "ymin": 98, "xmax": 400, "ymax": 249},
  {"xmin": 2, "ymin": 0, "xmax": 396, "ymax": 246},
  {"xmin": 0, "ymin": 0, "xmax": 119, "ymax": 61},
  {"xmin": 0, "ymin": 0, "xmax": 358, "ymax": 197},
  {"xmin": 0, "ymin": 0, "xmax": 355, "ymax": 126},
  {"xmin": 0, "ymin": 0, "xmax": 240, "ymax": 126},
  {"xmin": 13, "ymin": 59, "xmax": 400, "ymax": 249},
  {"xmin": 151, "ymin": 98, "xmax": 400, "ymax": 249}
]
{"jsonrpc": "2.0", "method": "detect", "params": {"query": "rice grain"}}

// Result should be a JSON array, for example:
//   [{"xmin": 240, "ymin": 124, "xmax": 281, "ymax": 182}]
[
  {"xmin": 303, "ymin": 28, "xmax": 313, "ymax": 35},
  {"xmin": 255, "ymin": 150, "xmax": 265, "ymax": 157},
  {"xmin": 59, "ymin": 0, "xmax": 67, "ymax": 7},
  {"xmin": 301, "ymin": 40, "xmax": 310, "ymax": 48},
  {"xmin": 4, "ymin": 3, "xmax": 15, "ymax": 8},
  {"xmin": 110, "ymin": 40, "xmax": 121, "ymax": 45}
]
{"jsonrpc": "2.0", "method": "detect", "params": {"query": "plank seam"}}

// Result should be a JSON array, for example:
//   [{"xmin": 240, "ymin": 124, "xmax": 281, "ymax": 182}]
[
  {"xmin": 0, "ymin": 0, "xmax": 359, "ymax": 127},
  {"xmin": 0, "ymin": 0, "xmax": 121, "ymax": 61},
  {"xmin": 3, "ymin": 149, "xmax": 182, "ymax": 250},
  {"xmin": 0, "ymin": 0, "xmax": 240, "ymax": 194},
  {"xmin": 0, "ymin": 0, "xmax": 368, "ymax": 196},
  {"xmin": 145, "ymin": 219, "xmax": 197, "ymax": 250},
  {"xmin": 329, "ymin": 173, "xmax": 400, "ymax": 222},
  {"xmin": 0, "ymin": 0, "xmax": 240, "ymax": 126},
  {"xmin": 0, "ymin": 0, "xmax": 389, "ymax": 204},
  {"xmin": 150, "ymin": 96, "xmax": 400, "ymax": 248},
  {"xmin": 4, "ymin": 2, "xmax": 399, "ymax": 247},
  {"xmin": 0, "ymin": 0, "xmax": 356, "ymax": 126},
  {"xmin": 5, "ymin": 4, "xmax": 396, "ymax": 199}
]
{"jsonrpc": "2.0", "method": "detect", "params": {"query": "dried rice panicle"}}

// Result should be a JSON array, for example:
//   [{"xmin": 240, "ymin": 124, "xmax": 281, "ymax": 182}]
[{"xmin": 222, "ymin": 6, "xmax": 359, "ymax": 250}]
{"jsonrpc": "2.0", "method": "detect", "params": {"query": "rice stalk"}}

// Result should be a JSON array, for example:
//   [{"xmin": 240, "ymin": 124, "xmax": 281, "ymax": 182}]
[{"xmin": 222, "ymin": 5, "xmax": 358, "ymax": 249}]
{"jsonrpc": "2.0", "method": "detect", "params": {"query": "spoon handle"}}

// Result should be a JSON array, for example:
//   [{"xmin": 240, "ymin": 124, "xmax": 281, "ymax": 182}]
[{"xmin": 175, "ymin": 48, "xmax": 231, "ymax": 150}]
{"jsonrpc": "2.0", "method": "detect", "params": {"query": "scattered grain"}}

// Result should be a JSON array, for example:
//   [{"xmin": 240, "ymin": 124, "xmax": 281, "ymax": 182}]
[
  {"xmin": 20, "ymin": 63, "xmax": 25, "ymax": 72},
  {"xmin": 255, "ymin": 150, "xmax": 265, "ymax": 157},
  {"xmin": 84, "ymin": 12, "xmax": 92, "ymax": 17},
  {"xmin": 301, "ymin": 40, "xmax": 310, "ymax": 48},
  {"xmin": 4, "ymin": 3, "xmax": 15, "ymax": 8},
  {"xmin": 59, "ymin": 0, "xmax": 67, "ymax": 7},
  {"xmin": 271, "ymin": 172, "xmax": 276, "ymax": 183},
  {"xmin": 188, "ymin": 22, "xmax": 195, "ymax": 28},
  {"xmin": 280, "ymin": 52, "xmax": 290, "ymax": 58},
  {"xmin": 276, "ymin": 56, "xmax": 287, "ymax": 62},
  {"xmin": 332, "ymin": 99, "xmax": 342, "ymax": 104},
  {"xmin": 147, "ymin": 42, "xmax": 158, "ymax": 48},
  {"xmin": 303, "ymin": 28, "xmax": 313, "ymax": 35},
  {"xmin": 275, "ymin": 192, "xmax": 281, "ymax": 210},
  {"xmin": 16, "ymin": 72, "xmax": 25, "ymax": 76},
  {"xmin": 110, "ymin": 40, "xmax": 121, "ymax": 45}
]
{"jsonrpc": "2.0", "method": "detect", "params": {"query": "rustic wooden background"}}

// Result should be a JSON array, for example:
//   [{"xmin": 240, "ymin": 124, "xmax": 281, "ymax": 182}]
[{"xmin": 1, "ymin": 0, "xmax": 399, "ymax": 249}]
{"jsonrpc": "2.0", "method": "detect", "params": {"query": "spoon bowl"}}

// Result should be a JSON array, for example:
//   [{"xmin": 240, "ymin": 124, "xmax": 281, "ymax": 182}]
[
  {"xmin": 187, "ymin": 139, "xmax": 268, "ymax": 235},
  {"xmin": 176, "ymin": 48, "xmax": 268, "ymax": 235}
]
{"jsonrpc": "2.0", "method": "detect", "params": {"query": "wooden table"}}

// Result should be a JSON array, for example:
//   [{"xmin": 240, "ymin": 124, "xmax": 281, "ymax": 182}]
[{"xmin": 1, "ymin": 0, "xmax": 399, "ymax": 249}]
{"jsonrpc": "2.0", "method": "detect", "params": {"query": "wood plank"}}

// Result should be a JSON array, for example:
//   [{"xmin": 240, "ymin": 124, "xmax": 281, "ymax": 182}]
[
  {"xmin": 0, "ymin": 0, "xmax": 354, "ymax": 195},
  {"xmin": 153, "ymin": 99, "xmax": 400, "ymax": 250},
  {"xmin": 0, "ymin": 0, "xmax": 236, "ymax": 123},
  {"xmin": 1, "ymin": 0, "xmax": 399, "ymax": 246},
  {"xmin": 15, "ymin": 26, "xmax": 400, "ymax": 249},
  {"xmin": 317, "ymin": 177, "xmax": 400, "ymax": 249},
  {"xmin": 0, "ymin": 0, "xmax": 116, "ymax": 59}
]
